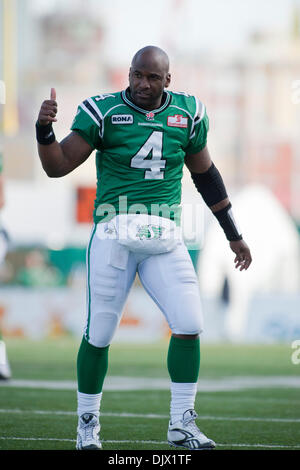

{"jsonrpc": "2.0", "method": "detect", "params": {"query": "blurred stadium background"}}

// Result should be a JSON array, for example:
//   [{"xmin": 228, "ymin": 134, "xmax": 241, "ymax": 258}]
[
  {"xmin": 1, "ymin": 0, "xmax": 300, "ymax": 345},
  {"xmin": 1, "ymin": 0, "xmax": 300, "ymax": 452}
]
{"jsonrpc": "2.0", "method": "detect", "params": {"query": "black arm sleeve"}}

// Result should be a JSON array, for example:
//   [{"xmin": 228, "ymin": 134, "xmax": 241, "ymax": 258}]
[
  {"xmin": 190, "ymin": 163, "xmax": 242, "ymax": 241},
  {"xmin": 190, "ymin": 162, "xmax": 227, "ymax": 207}
]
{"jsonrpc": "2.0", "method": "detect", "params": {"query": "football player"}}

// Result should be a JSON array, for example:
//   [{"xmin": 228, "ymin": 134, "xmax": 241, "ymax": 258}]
[{"xmin": 36, "ymin": 46, "xmax": 252, "ymax": 450}]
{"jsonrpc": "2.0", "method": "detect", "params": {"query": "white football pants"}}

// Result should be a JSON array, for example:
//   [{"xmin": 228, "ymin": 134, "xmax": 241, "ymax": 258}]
[{"xmin": 84, "ymin": 224, "xmax": 204, "ymax": 347}]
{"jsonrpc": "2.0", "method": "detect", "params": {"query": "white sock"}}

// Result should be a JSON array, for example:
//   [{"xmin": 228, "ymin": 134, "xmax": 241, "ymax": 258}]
[
  {"xmin": 170, "ymin": 382, "xmax": 198, "ymax": 424},
  {"xmin": 0, "ymin": 340, "xmax": 8, "ymax": 364},
  {"xmin": 77, "ymin": 391, "xmax": 102, "ymax": 419}
]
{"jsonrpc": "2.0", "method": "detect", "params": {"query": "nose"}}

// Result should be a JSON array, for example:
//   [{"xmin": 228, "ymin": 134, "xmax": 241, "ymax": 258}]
[{"xmin": 139, "ymin": 76, "xmax": 150, "ymax": 89}]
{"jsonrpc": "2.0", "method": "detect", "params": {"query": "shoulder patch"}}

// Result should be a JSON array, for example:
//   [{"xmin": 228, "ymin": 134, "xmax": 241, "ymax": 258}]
[{"xmin": 167, "ymin": 114, "xmax": 188, "ymax": 128}]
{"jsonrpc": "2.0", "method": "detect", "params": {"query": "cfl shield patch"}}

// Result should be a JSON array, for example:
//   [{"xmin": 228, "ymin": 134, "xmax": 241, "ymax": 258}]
[
  {"xmin": 111, "ymin": 114, "xmax": 133, "ymax": 124},
  {"xmin": 167, "ymin": 114, "xmax": 188, "ymax": 128}
]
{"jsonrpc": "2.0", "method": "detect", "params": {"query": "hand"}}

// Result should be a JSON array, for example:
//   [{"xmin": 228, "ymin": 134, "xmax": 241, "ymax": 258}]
[
  {"xmin": 230, "ymin": 239, "xmax": 252, "ymax": 271},
  {"xmin": 38, "ymin": 88, "xmax": 57, "ymax": 126}
]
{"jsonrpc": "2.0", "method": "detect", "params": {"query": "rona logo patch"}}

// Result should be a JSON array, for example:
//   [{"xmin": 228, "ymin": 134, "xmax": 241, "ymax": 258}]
[{"xmin": 111, "ymin": 114, "xmax": 133, "ymax": 124}]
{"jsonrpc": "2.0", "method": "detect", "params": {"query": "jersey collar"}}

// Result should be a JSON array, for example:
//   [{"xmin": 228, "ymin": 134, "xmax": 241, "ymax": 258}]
[{"xmin": 121, "ymin": 88, "xmax": 171, "ymax": 115}]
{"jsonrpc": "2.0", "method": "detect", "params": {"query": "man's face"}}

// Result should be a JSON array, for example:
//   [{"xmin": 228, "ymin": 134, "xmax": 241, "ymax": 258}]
[{"xmin": 129, "ymin": 53, "xmax": 171, "ymax": 110}]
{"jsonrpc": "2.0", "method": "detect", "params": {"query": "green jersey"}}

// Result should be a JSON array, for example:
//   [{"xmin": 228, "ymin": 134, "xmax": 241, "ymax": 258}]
[{"xmin": 71, "ymin": 88, "xmax": 209, "ymax": 224}]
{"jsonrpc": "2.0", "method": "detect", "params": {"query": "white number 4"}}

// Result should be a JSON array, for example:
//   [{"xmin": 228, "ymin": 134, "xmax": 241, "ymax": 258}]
[{"xmin": 130, "ymin": 131, "xmax": 165, "ymax": 179}]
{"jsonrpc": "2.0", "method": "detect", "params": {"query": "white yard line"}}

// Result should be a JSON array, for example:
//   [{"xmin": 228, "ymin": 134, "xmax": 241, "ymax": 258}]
[
  {"xmin": 0, "ymin": 408, "xmax": 299, "ymax": 423},
  {"xmin": 1, "ymin": 376, "xmax": 300, "ymax": 391},
  {"xmin": 0, "ymin": 436, "xmax": 299, "ymax": 449}
]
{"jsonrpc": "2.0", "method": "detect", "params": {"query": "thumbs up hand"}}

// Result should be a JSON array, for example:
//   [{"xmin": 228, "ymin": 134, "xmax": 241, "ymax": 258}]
[{"xmin": 38, "ymin": 88, "xmax": 58, "ymax": 126}]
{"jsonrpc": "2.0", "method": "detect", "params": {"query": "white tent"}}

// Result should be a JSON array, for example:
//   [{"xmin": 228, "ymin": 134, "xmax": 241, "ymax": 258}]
[{"xmin": 198, "ymin": 184, "xmax": 300, "ymax": 342}]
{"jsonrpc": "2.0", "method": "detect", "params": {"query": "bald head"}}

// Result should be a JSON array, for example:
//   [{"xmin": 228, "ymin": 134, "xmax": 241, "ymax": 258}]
[
  {"xmin": 129, "ymin": 46, "xmax": 171, "ymax": 110},
  {"xmin": 131, "ymin": 46, "xmax": 170, "ymax": 74}
]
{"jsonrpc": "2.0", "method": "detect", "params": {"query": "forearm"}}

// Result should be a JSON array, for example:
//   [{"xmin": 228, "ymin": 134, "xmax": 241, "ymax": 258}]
[
  {"xmin": 189, "ymin": 162, "xmax": 242, "ymax": 241},
  {"xmin": 38, "ymin": 140, "xmax": 69, "ymax": 178},
  {"xmin": 190, "ymin": 162, "xmax": 230, "ymax": 210},
  {"xmin": 36, "ymin": 118, "xmax": 70, "ymax": 177},
  {"xmin": 36, "ymin": 123, "xmax": 92, "ymax": 178},
  {"xmin": 209, "ymin": 197, "xmax": 230, "ymax": 213},
  {"xmin": 185, "ymin": 137, "xmax": 251, "ymax": 267}
]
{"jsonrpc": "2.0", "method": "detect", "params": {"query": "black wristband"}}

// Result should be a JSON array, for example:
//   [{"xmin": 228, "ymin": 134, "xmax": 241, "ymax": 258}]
[
  {"xmin": 35, "ymin": 121, "xmax": 56, "ymax": 145},
  {"xmin": 213, "ymin": 203, "xmax": 242, "ymax": 241}
]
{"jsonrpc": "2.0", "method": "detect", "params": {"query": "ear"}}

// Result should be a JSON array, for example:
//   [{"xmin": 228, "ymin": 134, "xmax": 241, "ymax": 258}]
[{"xmin": 165, "ymin": 73, "xmax": 171, "ymax": 88}]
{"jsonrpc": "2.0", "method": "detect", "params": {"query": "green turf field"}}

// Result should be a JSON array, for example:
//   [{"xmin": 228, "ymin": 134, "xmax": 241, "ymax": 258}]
[{"xmin": 0, "ymin": 337, "xmax": 299, "ymax": 451}]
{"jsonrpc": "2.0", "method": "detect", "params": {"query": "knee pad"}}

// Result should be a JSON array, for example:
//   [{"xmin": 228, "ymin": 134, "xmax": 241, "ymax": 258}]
[
  {"xmin": 168, "ymin": 287, "xmax": 204, "ymax": 335},
  {"xmin": 87, "ymin": 310, "xmax": 120, "ymax": 348},
  {"xmin": 86, "ymin": 267, "xmax": 125, "ymax": 347}
]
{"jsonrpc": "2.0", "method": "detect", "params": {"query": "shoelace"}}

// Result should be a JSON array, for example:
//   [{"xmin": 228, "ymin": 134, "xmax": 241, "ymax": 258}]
[
  {"xmin": 183, "ymin": 412, "xmax": 203, "ymax": 436},
  {"xmin": 82, "ymin": 421, "xmax": 97, "ymax": 442}
]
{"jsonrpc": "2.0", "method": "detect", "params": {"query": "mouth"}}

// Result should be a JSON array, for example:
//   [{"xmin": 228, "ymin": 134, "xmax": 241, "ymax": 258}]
[{"xmin": 136, "ymin": 91, "xmax": 151, "ymax": 98}]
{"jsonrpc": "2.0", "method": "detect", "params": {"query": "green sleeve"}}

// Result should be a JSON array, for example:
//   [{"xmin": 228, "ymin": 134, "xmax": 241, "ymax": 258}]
[
  {"xmin": 70, "ymin": 103, "xmax": 102, "ymax": 150},
  {"xmin": 184, "ymin": 110, "xmax": 209, "ymax": 155}
]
